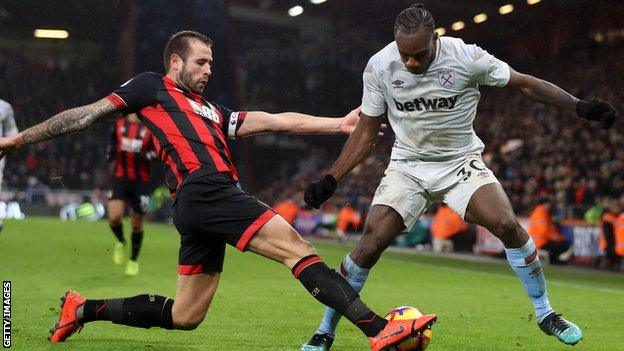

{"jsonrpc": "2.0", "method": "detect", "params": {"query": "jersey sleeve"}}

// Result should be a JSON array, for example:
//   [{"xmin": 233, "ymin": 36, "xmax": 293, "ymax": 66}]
[
  {"xmin": 360, "ymin": 57, "xmax": 386, "ymax": 117},
  {"xmin": 106, "ymin": 72, "xmax": 161, "ymax": 114},
  {"xmin": 212, "ymin": 102, "xmax": 247, "ymax": 140},
  {"xmin": 459, "ymin": 41, "xmax": 510, "ymax": 87},
  {"xmin": 0, "ymin": 102, "xmax": 18, "ymax": 137}
]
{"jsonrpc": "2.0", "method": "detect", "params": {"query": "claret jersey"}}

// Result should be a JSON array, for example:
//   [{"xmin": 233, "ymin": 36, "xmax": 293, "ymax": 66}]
[{"xmin": 361, "ymin": 36, "xmax": 511, "ymax": 161}]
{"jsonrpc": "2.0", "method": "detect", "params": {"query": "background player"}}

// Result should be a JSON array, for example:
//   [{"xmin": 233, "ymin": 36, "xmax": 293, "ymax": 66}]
[
  {"xmin": 0, "ymin": 99, "xmax": 18, "ymax": 235},
  {"xmin": 302, "ymin": 3, "xmax": 616, "ymax": 350},
  {"xmin": 107, "ymin": 113, "xmax": 156, "ymax": 275},
  {"xmin": 0, "ymin": 31, "xmax": 436, "ymax": 350}
]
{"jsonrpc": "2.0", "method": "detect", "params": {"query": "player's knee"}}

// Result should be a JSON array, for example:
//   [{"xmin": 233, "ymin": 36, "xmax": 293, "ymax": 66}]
[
  {"xmin": 109, "ymin": 217, "xmax": 122, "ymax": 226},
  {"xmin": 492, "ymin": 217, "xmax": 522, "ymax": 245},
  {"xmin": 173, "ymin": 313, "xmax": 205, "ymax": 330}
]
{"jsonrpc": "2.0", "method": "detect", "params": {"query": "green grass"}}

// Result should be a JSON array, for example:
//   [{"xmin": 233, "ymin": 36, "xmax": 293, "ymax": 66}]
[{"xmin": 1, "ymin": 217, "xmax": 623, "ymax": 350}]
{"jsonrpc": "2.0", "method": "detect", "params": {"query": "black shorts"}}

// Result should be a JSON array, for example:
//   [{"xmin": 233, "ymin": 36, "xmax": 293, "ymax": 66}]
[
  {"xmin": 172, "ymin": 172, "xmax": 275, "ymax": 274},
  {"xmin": 110, "ymin": 178, "xmax": 152, "ymax": 214}
]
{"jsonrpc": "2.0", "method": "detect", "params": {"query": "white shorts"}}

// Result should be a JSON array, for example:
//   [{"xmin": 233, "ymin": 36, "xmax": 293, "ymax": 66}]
[{"xmin": 371, "ymin": 154, "xmax": 499, "ymax": 230}]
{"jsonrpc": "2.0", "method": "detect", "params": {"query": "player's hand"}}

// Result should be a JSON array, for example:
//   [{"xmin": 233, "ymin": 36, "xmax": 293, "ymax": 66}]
[
  {"xmin": 339, "ymin": 107, "xmax": 362, "ymax": 134},
  {"xmin": 0, "ymin": 135, "xmax": 23, "ymax": 160},
  {"xmin": 577, "ymin": 98, "xmax": 616, "ymax": 129},
  {"xmin": 304, "ymin": 174, "xmax": 338, "ymax": 209},
  {"xmin": 340, "ymin": 106, "xmax": 386, "ymax": 136}
]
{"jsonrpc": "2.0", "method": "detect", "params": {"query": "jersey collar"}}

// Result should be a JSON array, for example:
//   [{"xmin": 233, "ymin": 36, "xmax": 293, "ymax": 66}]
[{"xmin": 163, "ymin": 76, "xmax": 203, "ymax": 101}]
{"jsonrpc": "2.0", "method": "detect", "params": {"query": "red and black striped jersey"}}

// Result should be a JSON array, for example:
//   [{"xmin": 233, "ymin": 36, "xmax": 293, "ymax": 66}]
[
  {"xmin": 110, "ymin": 116, "xmax": 155, "ymax": 182},
  {"xmin": 105, "ymin": 72, "xmax": 246, "ymax": 193}
]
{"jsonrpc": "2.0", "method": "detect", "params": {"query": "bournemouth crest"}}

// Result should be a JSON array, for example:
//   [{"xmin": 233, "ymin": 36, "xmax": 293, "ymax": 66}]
[{"xmin": 438, "ymin": 69, "xmax": 455, "ymax": 88}]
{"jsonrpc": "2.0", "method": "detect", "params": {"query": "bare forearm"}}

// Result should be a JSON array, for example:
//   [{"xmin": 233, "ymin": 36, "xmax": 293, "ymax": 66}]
[
  {"xmin": 21, "ymin": 99, "xmax": 118, "ymax": 145},
  {"xmin": 328, "ymin": 131, "xmax": 376, "ymax": 180},
  {"xmin": 517, "ymin": 77, "xmax": 579, "ymax": 111},
  {"xmin": 274, "ymin": 112, "xmax": 341, "ymax": 134}
]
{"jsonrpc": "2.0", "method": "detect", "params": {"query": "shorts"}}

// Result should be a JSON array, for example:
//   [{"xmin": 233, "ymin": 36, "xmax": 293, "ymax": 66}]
[
  {"xmin": 371, "ymin": 154, "xmax": 498, "ymax": 230},
  {"xmin": 110, "ymin": 178, "xmax": 152, "ymax": 214},
  {"xmin": 172, "ymin": 172, "xmax": 275, "ymax": 274}
]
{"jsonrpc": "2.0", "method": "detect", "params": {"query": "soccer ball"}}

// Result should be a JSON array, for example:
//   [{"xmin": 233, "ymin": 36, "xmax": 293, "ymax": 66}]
[{"xmin": 384, "ymin": 306, "xmax": 433, "ymax": 351}]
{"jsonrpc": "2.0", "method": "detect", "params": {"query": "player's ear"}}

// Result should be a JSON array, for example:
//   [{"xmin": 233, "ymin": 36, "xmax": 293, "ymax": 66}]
[{"xmin": 170, "ymin": 53, "xmax": 183, "ymax": 72}]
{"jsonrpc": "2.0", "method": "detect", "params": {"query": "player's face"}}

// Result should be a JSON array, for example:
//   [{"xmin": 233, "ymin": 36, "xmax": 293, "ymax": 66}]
[
  {"xmin": 395, "ymin": 28, "xmax": 438, "ymax": 75},
  {"xmin": 178, "ymin": 40, "xmax": 213, "ymax": 94}
]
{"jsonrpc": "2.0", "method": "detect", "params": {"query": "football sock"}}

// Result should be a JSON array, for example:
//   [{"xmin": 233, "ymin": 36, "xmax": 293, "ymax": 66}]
[
  {"xmin": 505, "ymin": 238, "xmax": 553, "ymax": 322},
  {"xmin": 292, "ymin": 254, "xmax": 386, "ymax": 337},
  {"xmin": 77, "ymin": 295, "xmax": 173, "ymax": 329},
  {"xmin": 110, "ymin": 223, "xmax": 125, "ymax": 243},
  {"xmin": 130, "ymin": 230, "xmax": 144, "ymax": 261},
  {"xmin": 317, "ymin": 254, "xmax": 370, "ymax": 337}
]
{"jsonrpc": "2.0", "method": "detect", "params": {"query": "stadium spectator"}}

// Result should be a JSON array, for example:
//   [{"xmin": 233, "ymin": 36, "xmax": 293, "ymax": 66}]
[
  {"xmin": 598, "ymin": 198, "xmax": 621, "ymax": 270},
  {"xmin": 527, "ymin": 198, "xmax": 571, "ymax": 264},
  {"xmin": 430, "ymin": 203, "xmax": 474, "ymax": 253}
]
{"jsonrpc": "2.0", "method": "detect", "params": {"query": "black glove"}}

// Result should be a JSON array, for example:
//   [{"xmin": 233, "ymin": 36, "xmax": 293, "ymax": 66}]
[
  {"xmin": 304, "ymin": 174, "xmax": 338, "ymax": 209},
  {"xmin": 577, "ymin": 98, "xmax": 617, "ymax": 129}
]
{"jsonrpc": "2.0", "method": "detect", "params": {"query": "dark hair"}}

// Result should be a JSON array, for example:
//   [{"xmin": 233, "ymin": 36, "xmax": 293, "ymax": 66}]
[
  {"xmin": 394, "ymin": 3, "xmax": 435, "ymax": 35},
  {"xmin": 163, "ymin": 30, "xmax": 213, "ymax": 72}
]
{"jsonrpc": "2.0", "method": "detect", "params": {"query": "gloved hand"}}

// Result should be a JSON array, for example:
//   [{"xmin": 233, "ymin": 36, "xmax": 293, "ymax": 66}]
[
  {"xmin": 304, "ymin": 174, "xmax": 338, "ymax": 209},
  {"xmin": 577, "ymin": 98, "xmax": 617, "ymax": 129}
]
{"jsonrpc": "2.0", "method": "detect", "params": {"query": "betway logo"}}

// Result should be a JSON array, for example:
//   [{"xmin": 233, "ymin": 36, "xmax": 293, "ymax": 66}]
[{"xmin": 394, "ymin": 95, "xmax": 458, "ymax": 112}]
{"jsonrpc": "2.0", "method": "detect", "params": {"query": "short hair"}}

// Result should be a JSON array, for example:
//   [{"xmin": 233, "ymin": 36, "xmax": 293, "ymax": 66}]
[
  {"xmin": 394, "ymin": 3, "xmax": 435, "ymax": 35},
  {"xmin": 163, "ymin": 30, "xmax": 213, "ymax": 72}
]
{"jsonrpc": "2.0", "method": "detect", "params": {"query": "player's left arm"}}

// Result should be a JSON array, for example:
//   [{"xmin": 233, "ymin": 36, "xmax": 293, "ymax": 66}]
[
  {"xmin": 235, "ymin": 107, "xmax": 361, "ymax": 138},
  {"xmin": 506, "ymin": 68, "xmax": 617, "ymax": 129}
]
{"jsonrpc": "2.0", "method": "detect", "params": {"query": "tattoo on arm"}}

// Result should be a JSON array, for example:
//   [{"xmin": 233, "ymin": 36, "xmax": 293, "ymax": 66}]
[{"xmin": 21, "ymin": 99, "xmax": 121, "ymax": 145}]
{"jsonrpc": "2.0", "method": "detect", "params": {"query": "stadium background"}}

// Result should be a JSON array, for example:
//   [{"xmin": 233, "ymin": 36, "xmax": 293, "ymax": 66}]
[
  {"xmin": 2, "ymin": 0, "xmax": 623, "ymax": 264},
  {"xmin": 1, "ymin": 1, "xmax": 623, "ymax": 350}
]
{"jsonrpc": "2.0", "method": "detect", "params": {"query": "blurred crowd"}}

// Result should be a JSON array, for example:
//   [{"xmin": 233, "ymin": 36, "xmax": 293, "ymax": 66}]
[
  {"xmin": 0, "ymin": 51, "xmax": 115, "ymax": 193},
  {"xmin": 1, "ymin": 28, "xmax": 623, "ymax": 230}
]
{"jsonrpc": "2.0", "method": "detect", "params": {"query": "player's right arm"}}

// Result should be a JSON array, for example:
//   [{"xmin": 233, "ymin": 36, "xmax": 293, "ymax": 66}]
[
  {"xmin": 0, "ymin": 72, "xmax": 159, "ymax": 158},
  {"xmin": 0, "ymin": 98, "xmax": 120, "ymax": 155},
  {"xmin": 304, "ymin": 58, "xmax": 385, "ymax": 209}
]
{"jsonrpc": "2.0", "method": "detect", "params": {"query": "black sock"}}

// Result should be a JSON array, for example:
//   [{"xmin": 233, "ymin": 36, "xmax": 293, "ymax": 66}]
[
  {"xmin": 79, "ymin": 294, "xmax": 173, "ymax": 329},
  {"xmin": 130, "ymin": 230, "xmax": 144, "ymax": 261},
  {"xmin": 110, "ymin": 223, "xmax": 125, "ymax": 243},
  {"xmin": 292, "ymin": 254, "xmax": 387, "ymax": 337}
]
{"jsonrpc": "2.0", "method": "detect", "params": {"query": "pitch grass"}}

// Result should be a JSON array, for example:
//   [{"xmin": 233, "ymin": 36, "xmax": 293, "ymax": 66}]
[{"xmin": 1, "ymin": 217, "xmax": 623, "ymax": 351}]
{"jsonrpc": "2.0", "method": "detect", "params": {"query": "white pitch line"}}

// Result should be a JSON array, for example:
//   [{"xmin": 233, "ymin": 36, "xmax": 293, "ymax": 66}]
[{"xmin": 383, "ymin": 257, "xmax": 624, "ymax": 296}]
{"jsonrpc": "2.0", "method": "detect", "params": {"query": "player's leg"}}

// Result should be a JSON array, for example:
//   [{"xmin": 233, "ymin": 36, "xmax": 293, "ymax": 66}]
[
  {"xmin": 49, "ymin": 272, "xmax": 220, "ymax": 343},
  {"xmin": 303, "ymin": 205, "xmax": 405, "ymax": 351},
  {"xmin": 125, "ymin": 185, "xmax": 150, "ymax": 275},
  {"xmin": 124, "ymin": 210, "xmax": 145, "ymax": 275},
  {"xmin": 247, "ymin": 215, "xmax": 435, "ymax": 350},
  {"xmin": 463, "ymin": 182, "xmax": 582, "ymax": 345},
  {"xmin": 303, "ymin": 165, "xmax": 428, "ymax": 351},
  {"xmin": 107, "ymin": 199, "xmax": 126, "ymax": 265}
]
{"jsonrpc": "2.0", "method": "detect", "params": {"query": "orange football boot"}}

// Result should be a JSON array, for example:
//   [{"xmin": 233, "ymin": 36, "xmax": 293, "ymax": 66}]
[
  {"xmin": 49, "ymin": 291, "xmax": 86, "ymax": 343},
  {"xmin": 368, "ymin": 313, "xmax": 437, "ymax": 351}
]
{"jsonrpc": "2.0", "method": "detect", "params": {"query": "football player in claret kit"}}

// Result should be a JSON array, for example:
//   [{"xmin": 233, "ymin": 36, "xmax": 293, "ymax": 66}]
[
  {"xmin": 107, "ymin": 113, "xmax": 156, "ymax": 275},
  {"xmin": 302, "ymin": 3, "xmax": 616, "ymax": 350},
  {"xmin": 0, "ymin": 31, "xmax": 436, "ymax": 350}
]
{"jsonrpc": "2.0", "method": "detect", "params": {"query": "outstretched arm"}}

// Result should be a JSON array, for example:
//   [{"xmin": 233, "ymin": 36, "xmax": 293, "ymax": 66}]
[
  {"xmin": 506, "ymin": 68, "xmax": 578, "ymax": 111},
  {"xmin": 304, "ymin": 113, "xmax": 382, "ymax": 208},
  {"xmin": 506, "ymin": 68, "xmax": 616, "ymax": 128},
  {"xmin": 236, "ymin": 107, "xmax": 361, "ymax": 138},
  {"xmin": 0, "ymin": 98, "xmax": 120, "ymax": 155}
]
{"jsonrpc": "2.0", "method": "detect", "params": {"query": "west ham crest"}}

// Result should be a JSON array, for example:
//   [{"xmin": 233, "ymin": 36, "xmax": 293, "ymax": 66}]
[{"xmin": 438, "ymin": 69, "xmax": 455, "ymax": 88}]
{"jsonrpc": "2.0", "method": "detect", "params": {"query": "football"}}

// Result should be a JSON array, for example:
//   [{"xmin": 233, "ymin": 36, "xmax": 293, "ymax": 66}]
[{"xmin": 384, "ymin": 306, "xmax": 433, "ymax": 351}]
